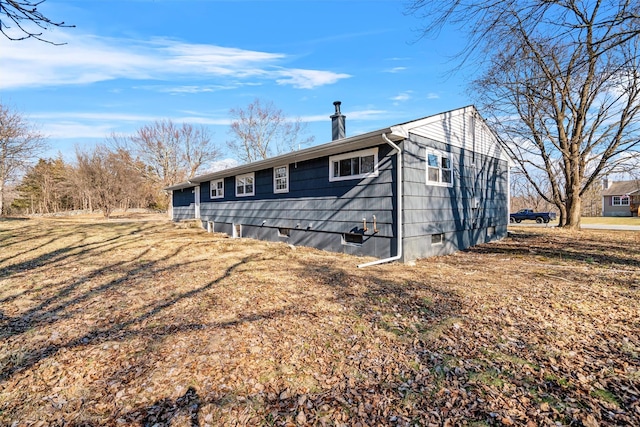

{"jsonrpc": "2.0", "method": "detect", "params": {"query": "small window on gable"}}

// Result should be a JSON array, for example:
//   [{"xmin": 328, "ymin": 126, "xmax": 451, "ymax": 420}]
[
  {"xmin": 274, "ymin": 165, "xmax": 289, "ymax": 193},
  {"xmin": 426, "ymin": 150, "xmax": 453, "ymax": 186},
  {"xmin": 236, "ymin": 173, "xmax": 255, "ymax": 197},
  {"xmin": 210, "ymin": 179, "xmax": 224, "ymax": 199},
  {"xmin": 329, "ymin": 148, "xmax": 379, "ymax": 182},
  {"xmin": 612, "ymin": 196, "xmax": 630, "ymax": 206}
]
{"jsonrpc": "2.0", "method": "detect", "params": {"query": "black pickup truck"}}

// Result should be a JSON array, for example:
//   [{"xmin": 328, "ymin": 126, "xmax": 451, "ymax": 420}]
[{"xmin": 509, "ymin": 209, "xmax": 557, "ymax": 224}]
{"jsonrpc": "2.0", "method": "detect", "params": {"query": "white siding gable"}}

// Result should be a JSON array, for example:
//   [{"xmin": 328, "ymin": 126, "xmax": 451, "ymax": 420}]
[{"xmin": 394, "ymin": 106, "xmax": 508, "ymax": 162}]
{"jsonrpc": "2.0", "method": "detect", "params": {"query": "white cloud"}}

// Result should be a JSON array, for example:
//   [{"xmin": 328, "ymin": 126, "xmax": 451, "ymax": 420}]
[
  {"xmin": 385, "ymin": 67, "xmax": 407, "ymax": 73},
  {"xmin": 43, "ymin": 122, "xmax": 115, "ymax": 139},
  {"xmin": 426, "ymin": 92, "xmax": 440, "ymax": 99},
  {"xmin": 158, "ymin": 85, "xmax": 237, "ymax": 94},
  {"xmin": 32, "ymin": 111, "xmax": 231, "ymax": 139},
  {"xmin": 174, "ymin": 116, "xmax": 231, "ymax": 126},
  {"xmin": 203, "ymin": 158, "xmax": 239, "ymax": 173},
  {"xmin": 275, "ymin": 69, "xmax": 351, "ymax": 89},
  {"xmin": 0, "ymin": 31, "xmax": 351, "ymax": 90},
  {"xmin": 348, "ymin": 109, "xmax": 388, "ymax": 120},
  {"xmin": 30, "ymin": 112, "xmax": 160, "ymax": 122},
  {"xmin": 391, "ymin": 92, "xmax": 412, "ymax": 102}
]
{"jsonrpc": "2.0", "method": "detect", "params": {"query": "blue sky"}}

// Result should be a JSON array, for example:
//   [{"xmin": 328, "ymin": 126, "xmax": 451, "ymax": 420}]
[{"xmin": 1, "ymin": 0, "xmax": 471, "ymax": 167}]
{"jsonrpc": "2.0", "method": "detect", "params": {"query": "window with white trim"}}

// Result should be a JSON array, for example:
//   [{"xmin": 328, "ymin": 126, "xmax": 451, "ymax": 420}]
[
  {"xmin": 210, "ymin": 179, "xmax": 224, "ymax": 199},
  {"xmin": 235, "ymin": 173, "xmax": 255, "ymax": 197},
  {"xmin": 612, "ymin": 196, "xmax": 630, "ymax": 206},
  {"xmin": 426, "ymin": 151, "xmax": 453, "ymax": 186},
  {"xmin": 274, "ymin": 165, "xmax": 289, "ymax": 193},
  {"xmin": 329, "ymin": 148, "xmax": 378, "ymax": 182}
]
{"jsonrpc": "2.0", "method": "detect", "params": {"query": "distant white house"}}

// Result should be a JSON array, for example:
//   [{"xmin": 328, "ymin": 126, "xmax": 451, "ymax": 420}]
[{"xmin": 602, "ymin": 178, "xmax": 640, "ymax": 217}]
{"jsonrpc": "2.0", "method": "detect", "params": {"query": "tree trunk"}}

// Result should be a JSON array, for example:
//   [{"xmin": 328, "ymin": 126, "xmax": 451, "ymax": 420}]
[
  {"xmin": 0, "ymin": 179, "xmax": 4, "ymax": 216},
  {"xmin": 564, "ymin": 191, "xmax": 582, "ymax": 230}
]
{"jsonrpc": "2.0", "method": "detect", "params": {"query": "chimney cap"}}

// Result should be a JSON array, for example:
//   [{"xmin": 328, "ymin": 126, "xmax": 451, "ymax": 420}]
[{"xmin": 333, "ymin": 101, "xmax": 342, "ymax": 114}]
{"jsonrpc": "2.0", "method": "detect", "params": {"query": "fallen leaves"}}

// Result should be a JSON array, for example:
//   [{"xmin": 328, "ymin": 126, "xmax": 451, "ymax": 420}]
[{"xmin": 0, "ymin": 217, "xmax": 638, "ymax": 425}]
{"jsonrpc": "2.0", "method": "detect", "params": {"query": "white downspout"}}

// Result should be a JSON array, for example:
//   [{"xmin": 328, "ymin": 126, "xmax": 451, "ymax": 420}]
[{"xmin": 358, "ymin": 133, "xmax": 403, "ymax": 268}]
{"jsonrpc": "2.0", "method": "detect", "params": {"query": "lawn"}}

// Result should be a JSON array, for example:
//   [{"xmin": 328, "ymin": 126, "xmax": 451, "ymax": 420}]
[
  {"xmin": 580, "ymin": 216, "xmax": 640, "ymax": 226},
  {"xmin": 1, "ymin": 216, "xmax": 638, "ymax": 426}
]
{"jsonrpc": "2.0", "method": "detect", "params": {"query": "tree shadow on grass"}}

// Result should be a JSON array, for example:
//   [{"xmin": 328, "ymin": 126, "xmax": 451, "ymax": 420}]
[
  {"xmin": 0, "ymin": 221, "xmax": 162, "ymax": 277},
  {"xmin": 470, "ymin": 230, "xmax": 640, "ymax": 268},
  {"xmin": 137, "ymin": 386, "xmax": 201, "ymax": 427},
  {"xmin": 0, "ymin": 252, "xmax": 260, "ymax": 382}
]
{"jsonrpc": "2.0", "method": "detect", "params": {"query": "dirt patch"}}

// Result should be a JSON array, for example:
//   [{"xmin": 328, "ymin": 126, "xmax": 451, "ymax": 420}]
[{"xmin": 0, "ymin": 218, "xmax": 638, "ymax": 426}]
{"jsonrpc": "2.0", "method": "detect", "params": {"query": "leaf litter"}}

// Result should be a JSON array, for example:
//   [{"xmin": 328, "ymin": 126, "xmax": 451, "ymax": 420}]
[{"xmin": 0, "ymin": 216, "xmax": 638, "ymax": 426}]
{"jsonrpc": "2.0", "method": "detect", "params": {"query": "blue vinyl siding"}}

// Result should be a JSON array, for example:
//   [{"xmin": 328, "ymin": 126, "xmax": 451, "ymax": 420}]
[
  {"xmin": 173, "ymin": 187, "xmax": 195, "ymax": 207},
  {"xmin": 200, "ymin": 146, "xmax": 394, "ymax": 203},
  {"xmin": 171, "ymin": 129, "xmax": 508, "ymax": 262},
  {"xmin": 191, "ymin": 143, "xmax": 397, "ymax": 258},
  {"xmin": 401, "ymin": 134, "xmax": 508, "ymax": 260}
]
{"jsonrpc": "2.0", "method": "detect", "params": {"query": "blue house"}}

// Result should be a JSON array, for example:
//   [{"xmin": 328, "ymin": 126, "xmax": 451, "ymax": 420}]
[{"xmin": 166, "ymin": 103, "xmax": 510, "ymax": 266}]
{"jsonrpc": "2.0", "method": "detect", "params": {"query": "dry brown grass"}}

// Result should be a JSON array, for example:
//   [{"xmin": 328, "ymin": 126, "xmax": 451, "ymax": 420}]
[{"xmin": 1, "ymin": 216, "xmax": 638, "ymax": 426}]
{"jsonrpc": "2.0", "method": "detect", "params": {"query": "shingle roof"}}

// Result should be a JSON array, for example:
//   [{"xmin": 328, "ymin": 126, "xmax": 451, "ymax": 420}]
[
  {"xmin": 602, "ymin": 180, "xmax": 640, "ymax": 196},
  {"xmin": 166, "ymin": 105, "xmax": 499, "ymax": 191}
]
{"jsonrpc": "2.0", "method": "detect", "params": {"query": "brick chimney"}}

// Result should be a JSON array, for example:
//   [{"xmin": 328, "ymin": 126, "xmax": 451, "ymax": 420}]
[
  {"xmin": 330, "ymin": 101, "xmax": 346, "ymax": 141},
  {"xmin": 602, "ymin": 175, "xmax": 610, "ymax": 190}
]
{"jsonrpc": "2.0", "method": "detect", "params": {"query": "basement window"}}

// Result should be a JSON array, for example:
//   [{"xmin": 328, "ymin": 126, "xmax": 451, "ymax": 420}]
[
  {"xmin": 277, "ymin": 228, "xmax": 291, "ymax": 238},
  {"xmin": 233, "ymin": 224, "xmax": 242, "ymax": 238},
  {"xmin": 329, "ymin": 148, "xmax": 379, "ymax": 182},
  {"xmin": 342, "ymin": 233, "xmax": 364, "ymax": 246},
  {"xmin": 431, "ymin": 233, "xmax": 444, "ymax": 245}
]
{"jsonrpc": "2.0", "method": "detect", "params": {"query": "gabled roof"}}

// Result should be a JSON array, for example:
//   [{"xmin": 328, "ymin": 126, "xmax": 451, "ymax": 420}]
[
  {"xmin": 165, "ymin": 105, "xmax": 505, "ymax": 191},
  {"xmin": 602, "ymin": 180, "xmax": 640, "ymax": 196}
]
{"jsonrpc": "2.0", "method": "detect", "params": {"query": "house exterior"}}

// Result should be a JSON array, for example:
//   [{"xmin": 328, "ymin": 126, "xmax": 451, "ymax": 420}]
[
  {"xmin": 602, "ymin": 179, "xmax": 640, "ymax": 217},
  {"xmin": 167, "ymin": 104, "xmax": 510, "ymax": 264}
]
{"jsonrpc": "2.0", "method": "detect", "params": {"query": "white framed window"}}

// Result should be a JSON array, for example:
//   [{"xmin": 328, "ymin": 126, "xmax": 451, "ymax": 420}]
[
  {"xmin": 426, "ymin": 150, "xmax": 453, "ymax": 186},
  {"xmin": 612, "ymin": 196, "xmax": 630, "ymax": 206},
  {"xmin": 235, "ymin": 173, "xmax": 255, "ymax": 197},
  {"xmin": 274, "ymin": 165, "xmax": 289, "ymax": 193},
  {"xmin": 329, "ymin": 148, "xmax": 378, "ymax": 182},
  {"xmin": 210, "ymin": 179, "xmax": 224, "ymax": 199},
  {"xmin": 431, "ymin": 233, "xmax": 444, "ymax": 245}
]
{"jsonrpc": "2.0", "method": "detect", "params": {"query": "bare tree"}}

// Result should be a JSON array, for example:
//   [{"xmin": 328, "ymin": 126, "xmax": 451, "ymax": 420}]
[
  {"xmin": 73, "ymin": 145, "xmax": 150, "ymax": 219},
  {"xmin": 409, "ymin": 0, "xmax": 640, "ymax": 228},
  {"xmin": 227, "ymin": 98, "xmax": 315, "ymax": 163},
  {"xmin": 510, "ymin": 169, "xmax": 555, "ymax": 214},
  {"xmin": 0, "ymin": 0, "xmax": 74, "ymax": 44},
  {"xmin": 126, "ymin": 120, "xmax": 220, "ymax": 187},
  {"xmin": 0, "ymin": 103, "xmax": 46, "ymax": 215}
]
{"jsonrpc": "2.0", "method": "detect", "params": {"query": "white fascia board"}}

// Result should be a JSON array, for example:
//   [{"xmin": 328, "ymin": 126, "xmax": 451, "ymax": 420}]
[{"xmin": 166, "ymin": 128, "xmax": 394, "ymax": 190}]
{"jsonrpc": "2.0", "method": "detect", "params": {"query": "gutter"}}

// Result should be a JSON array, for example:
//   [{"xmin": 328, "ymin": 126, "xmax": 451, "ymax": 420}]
[
  {"xmin": 358, "ymin": 133, "xmax": 403, "ymax": 268},
  {"xmin": 164, "ymin": 128, "xmax": 392, "ymax": 191}
]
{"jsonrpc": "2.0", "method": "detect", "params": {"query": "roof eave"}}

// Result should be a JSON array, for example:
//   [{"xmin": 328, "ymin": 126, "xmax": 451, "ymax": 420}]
[{"xmin": 165, "ymin": 127, "xmax": 400, "ymax": 191}]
